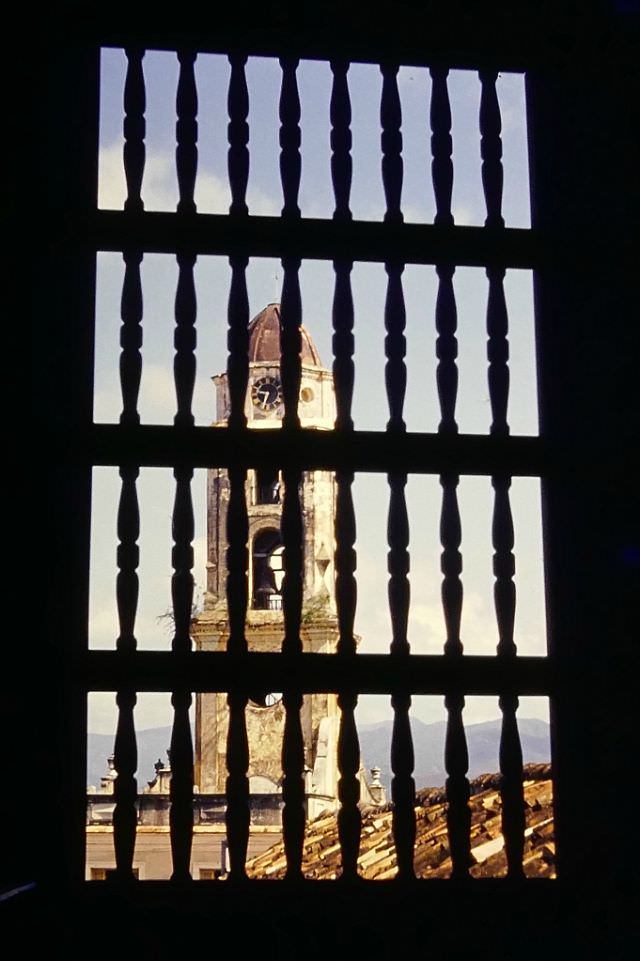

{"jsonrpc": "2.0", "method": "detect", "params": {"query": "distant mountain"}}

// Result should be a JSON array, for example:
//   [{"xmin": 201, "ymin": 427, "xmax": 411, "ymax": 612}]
[
  {"xmin": 358, "ymin": 717, "xmax": 551, "ymax": 791},
  {"xmin": 87, "ymin": 727, "xmax": 175, "ymax": 790},
  {"xmin": 87, "ymin": 717, "xmax": 550, "ymax": 792}
]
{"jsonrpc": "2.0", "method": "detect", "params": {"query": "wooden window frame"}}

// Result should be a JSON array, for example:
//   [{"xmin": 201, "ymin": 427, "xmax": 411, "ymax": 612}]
[{"xmin": 22, "ymin": 3, "xmax": 636, "ymax": 955}]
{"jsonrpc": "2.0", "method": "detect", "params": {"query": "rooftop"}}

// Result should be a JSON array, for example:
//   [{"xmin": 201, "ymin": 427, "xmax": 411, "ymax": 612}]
[
  {"xmin": 246, "ymin": 764, "xmax": 554, "ymax": 880},
  {"xmin": 248, "ymin": 303, "xmax": 323, "ymax": 367}
]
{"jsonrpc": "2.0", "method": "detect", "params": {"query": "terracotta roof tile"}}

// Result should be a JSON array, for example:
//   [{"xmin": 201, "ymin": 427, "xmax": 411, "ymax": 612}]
[
  {"xmin": 248, "ymin": 303, "xmax": 323, "ymax": 366},
  {"xmin": 245, "ymin": 764, "xmax": 555, "ymax": 880}
]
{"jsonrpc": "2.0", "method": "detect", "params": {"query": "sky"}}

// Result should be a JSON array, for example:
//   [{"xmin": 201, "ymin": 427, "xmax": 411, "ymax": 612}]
[{"xmin": 88, "ymin": 50, "xmax": 549, "ymax": 748}]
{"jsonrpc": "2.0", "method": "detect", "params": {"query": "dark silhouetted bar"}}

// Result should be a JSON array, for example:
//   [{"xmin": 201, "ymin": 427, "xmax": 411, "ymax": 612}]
[
  {"xmin": 123, "ymin": 47, "xmax": 146, "ymax": 213},
  {"xmin": 176, "ymin": 50, "xmax": 198, "ymax": 216}
]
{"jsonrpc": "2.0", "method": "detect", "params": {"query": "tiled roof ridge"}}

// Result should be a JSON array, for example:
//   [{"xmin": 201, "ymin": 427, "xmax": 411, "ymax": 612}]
[
  {"xmin": 246, "ymin": 767, "xmax": 555, "ymax": 880},
  {"xmin": 352, "ymin": 762, "xmax": 552, "ymax": 820}
]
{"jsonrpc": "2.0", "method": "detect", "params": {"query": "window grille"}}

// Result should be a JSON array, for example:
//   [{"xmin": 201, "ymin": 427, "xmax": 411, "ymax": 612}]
[
  {"xmin": 30, "ymin": 4, "xmax": 636, "ymax": 954},
  {"xmin": 83, "ymin": 46, "xmax": 550, "ymax": 884}
]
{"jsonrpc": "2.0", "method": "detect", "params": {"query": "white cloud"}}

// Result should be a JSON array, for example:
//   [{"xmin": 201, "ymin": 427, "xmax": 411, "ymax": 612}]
[
  {"xmin": 139, "ymin": 364, "xmax": 177, "ymax": 422},
  {"xmin": 407, "ymin": 602, "xmax": 445, "ymax": 653},
  {"xmin": 452, "ymin": 202, "xmax": 480, "ymax": 226},
  {"xmin": 99, "ymin": 142, "xmax": 279, "ymax": 216},
  {"xmin": 93, "ymin": 363, "xmax": 177, "ymax": 424},
  {"xmin": 245, "ymin": 186, "xmax": 280, "ymax": 217},
  {"xmin": 88, "ymin": 691, "xmax": 175, "ymax": 736},
  {"xmin": 88, "ymin": 605, "xmax": 119, "ymax": 649},
  {"xmin": 98, "ymin": 143, "xmax": 127, "ymax": 209}
]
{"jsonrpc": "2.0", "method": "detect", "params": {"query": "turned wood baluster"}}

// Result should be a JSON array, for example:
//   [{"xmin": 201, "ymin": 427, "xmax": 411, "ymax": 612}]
[
  {"xmin": 337, "ymin": 689, "xmax": 361, "ymax": 879},
  {"xmin": 113, "ymin": 689, "xmax": 137, "ymax": 880},
  {"xmin": 435, "ymin": 265, "xmax": 458, "ymax": 436},
  {"xmin": 387, "ymin": 472, "xmax": 415, "ymax": 878},
  {"xmin": 279, "ymin": 259, "xmax": 304, "ymax": 875},
  {"xmin": 390, "ymin": 691, "xmax": 415, "ymax": 881},
  {"xmin": 120, "ymin": 49, "xmax": 145, "ymax": 425},
  {"xmin": 380, "ymin": 63, "xmax": 403, "ymax": 223},
  {"xmin": 113, "ymin": 53, "xmax": 145, "ymax": 870},
  {"xmin": 169, "ymin": 466, "xmax": 194, "ymax": 880},
  {"xmin": 493, "ymin": 475, "xmax": 516, "ymax": 660},
  {"xmin": 176, "ymin": 49, "xmax": 198, "ymax": 215},
  {"xmin": 123, "ymin": 48, "xmax": 145, "ymax": 213},
  {"xmin": 388, "ymin": 475, "xmax": 410, "ymax": 661},
  {"xmin": 225, "ymin": 462, "xmax": 250, "ymax": 879},
  {"xmin": 279, "ymin": 57, "xmax": 301, "ymax": 219},
  {"xmin": 227, "ymin": 256, "xmax": 249, "ymax": 430},
  {"xmin": 335, "ymin": 469, "xmax": 359, "ymax": 877},
  {"xmin": 382, "ymin": 141, "xmax": 413, "ymax": 868},
  {"xmin": 440, "ymin": 473, "xmax": 470, "ymax": 879},
  {"xmin": 440, "ymin": 475, "xmax": 463, "ymax": 658},
  {"xmin": 227, "ymin": 54, "xmax": 249, "ymax": 217},
  {"xmin": 119, "ymin": 251, "xmax": 143, "ymax": 427},
  {"xmin": 281, "ymin": 460, "xmax": 305, "ymax": 879},
  {"xmin": 332, "ymin": 246, "xmax": 360, "ymax": 874},
  {"xmin": 113, "ymin": 465, "xmax": 139, "ymax": 879},
  {"xmin": 479, "ymin": 69, "xmax": 504, "ymax": 229},
  {"xmin": 278, "ymin": 57, "xmax": 302, "ymax": 426},
  {"xmin": 225, "ymin": 260, "xmax": 250, "ymax": 877},
  {"xmin": 174, "ymin": 251, "xmax": 197, "ymax": 428},
  {"xmin": 493, "ymin": 472, "xmax": 525, "ymax": 877},
  {"xmin": 330, "ymin": 58, "xmax": 354, "ymax": 428},
  {"xmin": 430, "ymin": 67, "xmax": 454, "ymax": 227},
  {"xmin": 335, "ymin": 473, "xmax": 357, "ymax": 660},
  {"xmin": 444, "ymin": 694, "xmax": 471, "ymax": 878},
  {"xmin": 332, "ymin": 262, "xmax": 355, "ymax": 432},
  {"xmin": 431, "ymin": 62, "xmax": 458, "ymax": 430},
  {"xmin": 167, "ymin": 220, "xmax": 197, "ymax": 877},
  {"xmin": 499, "ymin": 690, "xmax": 525, "ymax": 878},
  {"xmin": 330, "ymin": 60, "xmax": 352, "ymax": 223},
  {"xmin": 484, "ymin": 206, "xmax": 525, "ymax": 874},
  {"xmin": 487, "ymin": 266, "xmax": 509, "ymax": 438},
  {"xmin": 120, "ymin": 51, "xmax": 145, "ymax": 427},
  {"xmin": 433, "ymin": 70, "xmax": 469, "ymax": 865},
  {"xmin": 280, "ymin": 259, "xmax": 302, "ymax": 431},
  {"xmin": 385, "ymin": 263, "xmax": 407, "ymax": 433}
]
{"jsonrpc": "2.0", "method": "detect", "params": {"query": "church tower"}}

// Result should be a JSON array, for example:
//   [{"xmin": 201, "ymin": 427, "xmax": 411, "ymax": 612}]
[{"xmin": 192, "ymin": 304, "xmax": 341, "ymax": 819}]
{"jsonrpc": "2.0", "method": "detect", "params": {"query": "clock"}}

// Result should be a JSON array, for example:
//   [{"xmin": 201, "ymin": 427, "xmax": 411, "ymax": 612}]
[
  {"xmin": 251, "ymin": 375, "xmax": 282, "ymax": 411},
  {"xmin": 249, "ymin": 692, "xmax": 283, "ymax": 708}
]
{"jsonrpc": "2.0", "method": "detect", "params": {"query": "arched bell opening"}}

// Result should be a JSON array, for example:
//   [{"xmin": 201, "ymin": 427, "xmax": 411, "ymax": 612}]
[
  {"xmin": 252, "ymin": 528, "xmax": 284, "ymax": 610},
  {"xmin": 254, "ymin": 467, "xmax": 280, "ymax": 505}
]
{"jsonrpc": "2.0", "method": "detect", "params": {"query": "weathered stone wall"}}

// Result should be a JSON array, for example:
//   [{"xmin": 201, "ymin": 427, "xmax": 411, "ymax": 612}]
[{"xmin": 194, "ymin": 333, "xmax": 342, "ymax": 809}]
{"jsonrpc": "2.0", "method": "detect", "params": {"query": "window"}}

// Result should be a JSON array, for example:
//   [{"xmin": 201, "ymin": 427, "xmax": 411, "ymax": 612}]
[
  {"xmin": 29, "ymin": 3, "xmax": 635, "ymax": 956},
  {"xmin": 87, "ymin": 41, "xmax": 546, "ymax": 884},
  {"xmin": 90, "ymin": 867, "xmax": 140, "ymax": 881},
  {"xmin": 254, "ymin": 468, "xmax": 281, "ymax": 505},
  {"xmin": 252, "ymin": 529, "xmax": 284, "ymax": 610}
]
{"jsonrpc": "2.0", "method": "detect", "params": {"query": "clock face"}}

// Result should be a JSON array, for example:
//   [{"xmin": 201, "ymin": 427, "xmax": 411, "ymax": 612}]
[
  {"xmin": 249, "ymin": 692, "xmax": 283, "ymax": 708},
  {"xmin": 251, "ymin": 376, "xmax": 282, "ymax": 411}
]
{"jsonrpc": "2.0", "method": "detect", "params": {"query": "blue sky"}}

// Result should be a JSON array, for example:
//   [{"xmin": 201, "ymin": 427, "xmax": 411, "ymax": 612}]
[{"xmin": 89, "ymin": 50, "xmax": 548, "ymax": 742}]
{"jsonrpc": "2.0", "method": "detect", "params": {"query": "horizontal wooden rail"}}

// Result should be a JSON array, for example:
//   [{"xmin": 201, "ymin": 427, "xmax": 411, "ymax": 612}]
[
  {"xmin": 92, "ymin": 211, "xmax": 538, "ymax": 268},
  {"xmin": 78, "ymin": 426, "xmax": 547, "ymax": 475},
  {"xmin": 81, "ymin": 651, "xmax": 553, "ymax": 695}
]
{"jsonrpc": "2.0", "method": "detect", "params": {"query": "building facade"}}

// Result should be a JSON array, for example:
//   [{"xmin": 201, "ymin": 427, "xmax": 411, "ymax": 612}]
[{"xmin": 192, "ymin": 304, "xmax": 344, "ymax": 814}]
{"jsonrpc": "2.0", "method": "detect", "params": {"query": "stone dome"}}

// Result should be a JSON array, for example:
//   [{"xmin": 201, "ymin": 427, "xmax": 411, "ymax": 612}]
[{"xmin": 248, "ymin": 303, "xmax": 323, "ymax": 366}]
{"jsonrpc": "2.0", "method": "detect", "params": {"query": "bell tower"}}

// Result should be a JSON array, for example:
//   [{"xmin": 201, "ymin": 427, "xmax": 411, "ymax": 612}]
[{"xmin": 193, "ymin": 305, "xmax": 341, "ymax": 818}]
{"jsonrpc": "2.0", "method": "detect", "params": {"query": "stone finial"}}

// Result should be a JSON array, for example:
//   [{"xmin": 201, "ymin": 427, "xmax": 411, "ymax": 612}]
[
  {"xmin": 303, "ymin": 765, "xmax": 313, "ymax": 793},
  {"xmin": 144, "ymin": 754, "xmax": 173, "ymax": 794},
  {"xmin": 99, "ymin": 754, "xmax": 117, "ymax": 794},
  {"xmin": 368, "ymin": 766, "xmax": 386, "ymax": 805}
]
